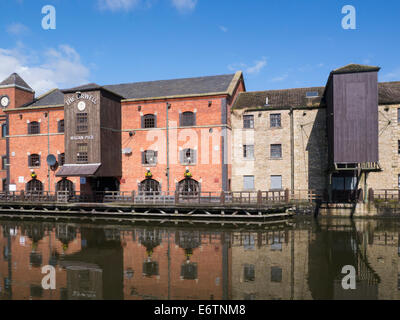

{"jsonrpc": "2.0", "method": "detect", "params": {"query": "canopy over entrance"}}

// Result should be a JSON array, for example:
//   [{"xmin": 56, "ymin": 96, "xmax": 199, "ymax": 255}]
[{"xmin": 56, "ymin": 163, "xmax": 101, "ymax": 177}]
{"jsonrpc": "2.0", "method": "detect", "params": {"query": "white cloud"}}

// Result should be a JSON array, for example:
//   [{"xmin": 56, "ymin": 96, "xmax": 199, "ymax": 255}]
[
  {"xmin": 246, "ymin": 57, "xmax": 267, "ymax": 75},
  {"xmin": 219, "ymin": 26, "xmax": 228, "ymax": 33},
  {"xmin": 171, "ymin": 0, "xmax": 197, "ymax": 12},
  {"xmin": 382, "ymin": 68, "xmax": 400, "ymax": 81},
  {"xmin": 7, "ymin": 23, "xmax": 29, "ymax": 35},
  {"xmin": 271, "ymin": 73, "xmax": 289, "ymax": 82},
  {"xmin": 98, "ymin": 0, "xmax": 141, "ymax": 11},
  {"xmin": 0, "ymin": 44, "xmax": 90, "ymax": 95}
]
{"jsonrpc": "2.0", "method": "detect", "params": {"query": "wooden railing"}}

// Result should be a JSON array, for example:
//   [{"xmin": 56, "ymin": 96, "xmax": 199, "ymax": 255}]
[{"xmin": 0, "ymin": 189, "xmax": 322, "ymax": 205}]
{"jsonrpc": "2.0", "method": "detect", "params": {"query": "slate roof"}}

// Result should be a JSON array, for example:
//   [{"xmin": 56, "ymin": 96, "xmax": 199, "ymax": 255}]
[
  {"xmin": 29, "ymin": 89, "xmax": 64, "ymax": 107},
  {"xmin": 104, "ymin": 73, "xmax": 237, "ymax": 100},
  {"xmin": 24, "ymin": 73, "xmax": 238, "ymax": 108},
  {"xmin": 0, "ymin": 73, "xmax": 34, "ymax": 92},
  {"xmin": 233, "ymin": 86, "xmax": 326, "ymax": 109},
  {"xmin": 233, "ymin": 82, "xmax": 400, "ymax": 110}
]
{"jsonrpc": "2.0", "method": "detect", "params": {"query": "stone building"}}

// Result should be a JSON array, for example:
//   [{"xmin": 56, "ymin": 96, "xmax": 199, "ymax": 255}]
[{"xmin": 231, "ymin": 64, "xmax": 400, "ymax": 200}]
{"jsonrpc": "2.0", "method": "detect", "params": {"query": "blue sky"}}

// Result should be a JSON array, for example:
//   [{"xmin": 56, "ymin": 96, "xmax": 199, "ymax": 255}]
[{"xmin": 1, "ymin": 0, "xmax": 399, "ymax": 95}]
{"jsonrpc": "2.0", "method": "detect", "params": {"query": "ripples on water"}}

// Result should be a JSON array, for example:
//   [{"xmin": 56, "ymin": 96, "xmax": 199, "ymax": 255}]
[{"xmin": 0, "ymin": 216, "xmax": 399, "ymax": 300}]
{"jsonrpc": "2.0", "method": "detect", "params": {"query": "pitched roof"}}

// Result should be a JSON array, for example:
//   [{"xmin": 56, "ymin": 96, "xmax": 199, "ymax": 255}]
[
  {"xmin": 378, "ymin": 82, "xmax": 400, "ymax": 104},
  {"xmin": 23, "ymin": 73, "xmax": 240, "ymax": 108},
  {"xmin": 0, "ymin": 73, "xmax": 34, "ymax": 92},
  {"xmin": 104, "ymin": 73, "xmax": 237, "ymax": 100},
  {"xmin": 331, "ymin": 64, "xmax": 381, "ymax": 75},
  {"xmin": 233, "ymin": 82, "xmax": 400, "ymax": 110},
  {"xmin": 233, "ymin": 86, "xmax": 326, "ymax": 110},
  {"xmin": 29, "ymin": 89, "xmax": 64, "ymax": 107}
]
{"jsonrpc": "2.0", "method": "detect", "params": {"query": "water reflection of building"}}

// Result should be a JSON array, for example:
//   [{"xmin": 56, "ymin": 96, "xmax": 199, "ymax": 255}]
[
  {"xmin": 0, "ymin": 222, "xmax": 81, "ymax": 300},
  {"xmin": 123, "ymin": 229, "xmax": 227, "ymax": 300},
  {"xmin": 230, "ymin": 225, "xmax": 312, "ymax": 300}
]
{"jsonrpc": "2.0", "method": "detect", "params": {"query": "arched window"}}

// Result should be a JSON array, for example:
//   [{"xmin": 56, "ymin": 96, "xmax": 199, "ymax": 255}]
[
  {"xmin": 180, "ymin": 148, "xmax": 197, "ymax": 165},
  {"xmin": 26, "ymin": 179, "xmax": 43, "ymax": 193},
  {"xmin": 58, "ymin": 153, "xmax": 65, "ymax": 166},
  {"xmin": 139, "ymin": 179, "xmax": 161, "ymax": 195},
  {"xmin": 28, "ymin": 121, "xmax": 40, "ymax": 135},
  {"xmin": 28, "ymin": 154, "xmax": 41, "ymax": 167},
  {"xmin": 56, "ymin": 179, "xmax": 74, "ymax": 193},
  {"xmin": 142, "ymin": 114, "xmax": 156, "ymax": 128},
  {"xmin": 178, "ymin": 178, "xmax": 200, "ymax": 195},
  {"xmin": 180, "ymin": 111, "xmax": 196, "ymax": 127}
]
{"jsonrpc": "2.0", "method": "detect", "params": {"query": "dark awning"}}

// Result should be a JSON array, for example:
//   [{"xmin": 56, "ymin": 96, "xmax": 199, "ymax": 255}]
[{"xmin": 56, "ymin": 164, "xmax": 101, "ymax": 177}]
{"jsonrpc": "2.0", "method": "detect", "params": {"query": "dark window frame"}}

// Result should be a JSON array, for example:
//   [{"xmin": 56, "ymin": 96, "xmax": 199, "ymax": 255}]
[
  {"xmin": 58, "ymin": 153, "xmax": 65, "ymax": 166},
  {"xmin": 28, "ymin": 154, "xmax": 41, "ymax": 168},
  {"xmin": 1, "ymin": 156, "xmax": 6, "ymax": 170},
  {"xmin": 76, "ymin": 113, "xmax": 88, "ymax": 133},
  {"xmin": 77, "ymin": 143, "xmax": 88, "ymax": 163},
  {"xmin": 58, "ymin": 119, "xmax": 64, "ymax": 133},
  {"xmin": 28, "ymin": 121, "xmax": 40, "ymax": 135},
  {"xmin": 142, "ymin": 114, "xmax": 156, "ymax": 129},
  {"xmin": 180, "ymin": 111, "xmax": 196, "ymax": 127},
  {"xmin": 270, "ymin": 144, "xmax": 282, "ymax": 158},
  {"xmin": 270, "ymin": 114, "xmax": 281, "ymax": 128},
  {"xmin": 243, "ymin": 115, "xmax": 254, "ymax": 129}
]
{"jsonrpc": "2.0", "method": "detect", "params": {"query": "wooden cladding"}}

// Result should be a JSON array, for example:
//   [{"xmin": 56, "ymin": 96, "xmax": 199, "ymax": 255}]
[
  {"xmin": 76, "ymin": 113, "xmax": 88, "ymax": 133},
  {"xmin": 76, "ymin": 143, "xmax": 88, "ymax": 163}
]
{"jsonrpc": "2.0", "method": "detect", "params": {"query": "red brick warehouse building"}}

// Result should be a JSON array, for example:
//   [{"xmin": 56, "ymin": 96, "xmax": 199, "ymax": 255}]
[{"xmin": 0, "ymin": 71, "xmax": 245, "ymax": 194}]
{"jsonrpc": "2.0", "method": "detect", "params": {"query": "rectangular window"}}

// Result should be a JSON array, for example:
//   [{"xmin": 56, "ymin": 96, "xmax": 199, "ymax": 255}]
[
  {"xmin": 398, "ymin": 140, "xmax": 400, "ymax": 154},
  {"xmin": 243, "ymin": 115, "xmax": 254, "ymax": 129},
  {"xmin": 28, "ymin": 122, "xmax": 40, "ymax": 135},
  {"xmin": 180, "ymin": 149, "xmax": 197, "ymax": 165},
  {"xmin": 28, "ymin": 154, "xmax": 40, "ymax": 167},
  {"xmin": 270, "ymin": 114, "xmax": 281, "ymax": 128},
  {"xmin": 1, "ymin": 124, "xmax": 7, "ymax": 138},
  {"xmin": 243, "ymin": 145, "xmax": 254, "ymax": 159},
  {"xmin": 77, "ymin": 143, "xmax": 88, "ymax": 163},
  {"xmin": 271, "ymin": 175, "xmax": 282, "ymax": 190},
  {"xmin": 58, "ymin": 120, "xmax": 64, "ymax": 133},
  {"xmin": 1, "ymin": 156, "xmax": 6, "ymax": 170},
  {"xmin": 271, "ymin": 267, "xmax": 282, "ymax": 282},
  {"xmin": 76, "ymin": 113, "xmax": 88, "ymax": 133},
  {"xmin": 398, "ymin": 108, "xmax": 400, "ymax": 124},
  {"xmin": 244, "ymin": 264, "xmax": 255, "ymax": 282},
  {"xmin": 270, "ymin": 144, "xmax": 282, "ymax": 158},
  {"xmin": 142, "ymin": 150, "xmax": 158, "ymax": 165},
  {"xmin": 243, "ymin": 175, "xmax": 255, "ymax": 191}
]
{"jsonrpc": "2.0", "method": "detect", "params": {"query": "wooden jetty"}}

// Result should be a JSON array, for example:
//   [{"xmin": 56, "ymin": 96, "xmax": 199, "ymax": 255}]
[{"xmin": 0, "ymin": 189, "xmax": 319, "ymax": 222}]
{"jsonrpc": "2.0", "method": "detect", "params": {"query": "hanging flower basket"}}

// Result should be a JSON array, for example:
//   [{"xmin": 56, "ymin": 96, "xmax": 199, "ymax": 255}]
[
  {"xmin": 184, "ymin": 169, "xmax": 192, "ymax": 179},
  {"xmin": 145, "ymin": 170, "xmax": 153, "ymax": 179}
]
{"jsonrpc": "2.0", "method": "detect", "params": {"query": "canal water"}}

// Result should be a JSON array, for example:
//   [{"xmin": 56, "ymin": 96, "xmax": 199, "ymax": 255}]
[{"xmin": 0, "ymin": 216, "xmax": 399, "ymax": 300}]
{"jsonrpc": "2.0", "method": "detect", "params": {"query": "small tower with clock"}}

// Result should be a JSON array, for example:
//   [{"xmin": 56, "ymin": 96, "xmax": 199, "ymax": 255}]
[{"xmin": 0, "ymin": 73, "xmax": 35, "ymax": 110}]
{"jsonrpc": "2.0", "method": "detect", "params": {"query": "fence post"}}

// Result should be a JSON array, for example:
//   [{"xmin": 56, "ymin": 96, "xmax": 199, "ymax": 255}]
[
  {"xmin": 257, "ymin": 190, "xmax": 262, "ymax": 205},
  {"xmin": 20, "ymin": 190, "xmax": 24, "ymax": 201},
  {"xmin": 368, "ymin": 188, "xmax": 374, "ymax": 202},
  {"xmin": 131, "ymin": 191, "xmax": 135, "ymax": 203},
  {"xmin": 175, "ymin": 191, "xmax": 179, "ymax": 205},
  {"xmin": 285, "ymin": 189, "xmax": 290, "ymax": 203},
  {"xmin": 220, "ymin": 192, "xmax": 225, "ymax": 205}
]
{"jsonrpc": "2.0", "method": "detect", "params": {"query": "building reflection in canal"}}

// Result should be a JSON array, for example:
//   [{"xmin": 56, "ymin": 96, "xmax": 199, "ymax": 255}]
[{"xmin": 0, "ymin": 217, "xmax": 400, "ymax": 300}]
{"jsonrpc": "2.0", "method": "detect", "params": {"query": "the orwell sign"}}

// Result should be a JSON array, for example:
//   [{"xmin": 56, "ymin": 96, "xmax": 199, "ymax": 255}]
[{"xmin": 66, "ymin": 93, "xmax": 98, "ymax": 106}]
